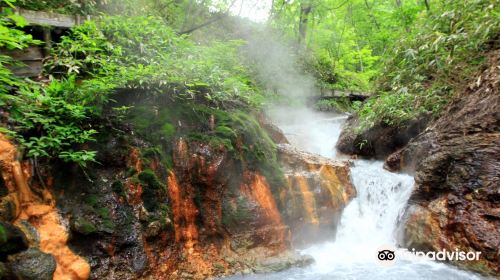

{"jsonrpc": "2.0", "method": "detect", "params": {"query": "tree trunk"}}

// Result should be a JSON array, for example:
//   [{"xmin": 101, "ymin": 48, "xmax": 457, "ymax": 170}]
[
  {"xmin": 424, "ymin": 0, "xmax": 430, "ymax": 11},
  {"xmin": 298, "ymin": 1, "xmax": 312, "ymax": 47}
]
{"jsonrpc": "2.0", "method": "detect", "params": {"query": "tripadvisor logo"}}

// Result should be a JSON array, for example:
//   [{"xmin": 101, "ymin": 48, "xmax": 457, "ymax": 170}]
[
  {"xmin": 376, "ymin": 245, "xmax": 397, "ymax": 266},
  {"xmin": 375, "ymin": 245, "xmax": 482, "ymax": 266}
]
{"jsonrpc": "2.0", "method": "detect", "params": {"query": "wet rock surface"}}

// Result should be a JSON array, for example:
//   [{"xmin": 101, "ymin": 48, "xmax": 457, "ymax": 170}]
[
  {"xmin": 277, "ymin": 144, "xmax": 356, "ymax": 246},
  {"xmin": 252, "ymin": 251, "xmax": 314, "ymax": 273},
  {"xmin": 396, "ymin": 51, "xmax": 500, "ymax": 276},
  {"xmin": 8, "ymin": 248, "xmax": 56, "ymax": 280},
  {"xmin": 0, "ymin": 221, "xmax": 28, "ymax": 256},
  {"xmin": 0, "ymin": 91, "xmax": 356, "ymax": 279},
  {"xmin": 336, "ymin": 113, "xmax": 430, "ymax": 159}
]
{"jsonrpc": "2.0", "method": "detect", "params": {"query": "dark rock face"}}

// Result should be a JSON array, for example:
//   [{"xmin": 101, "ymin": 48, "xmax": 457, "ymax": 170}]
[
  {"xmin": 0, "ymin": 90, "xmax": 356, "ymax": 279},
  {"xmin": 336, "ymin": 114, "xmax": 430, "ymax": 159},
  {"xmin": 40, "ymin": 122, "xmax": 354, "ymax": 279},
  {"xmin": 395, "ymin": 51, "xmax": 500, "ymax": 276},
  {"xmin": 8, "ymin": 248, "xmax": 56, "ymax": 280},
  {"xmin": 53, "ymin": 156, "xmax": 151, "ymax": 280},
  {"xmin": 0, "ymin": 221, "xmax": 28, "ymax": 257}
]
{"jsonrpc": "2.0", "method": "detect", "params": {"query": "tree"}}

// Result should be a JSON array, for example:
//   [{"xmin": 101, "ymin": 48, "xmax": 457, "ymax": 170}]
[{"xmin": 298, "ymin": 0, "xmax": 312, "ymax": 47}]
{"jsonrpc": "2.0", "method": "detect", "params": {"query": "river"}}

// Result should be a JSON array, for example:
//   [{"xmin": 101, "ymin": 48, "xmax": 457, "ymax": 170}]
[{"xmin": 225, "ymin": 108, "xmax": 490, "ymax": 280}]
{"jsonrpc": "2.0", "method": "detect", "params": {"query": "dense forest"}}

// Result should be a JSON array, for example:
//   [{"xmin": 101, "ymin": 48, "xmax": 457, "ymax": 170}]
[{"xmin": 0, "ymin": 0, "xmax": 498, "ymax": 279}]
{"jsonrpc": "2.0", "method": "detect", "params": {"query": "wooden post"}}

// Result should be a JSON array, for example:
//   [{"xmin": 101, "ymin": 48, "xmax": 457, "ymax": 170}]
[{"xmin": 42, "ymin": 27, "xmax": 51, "ymax": 56}]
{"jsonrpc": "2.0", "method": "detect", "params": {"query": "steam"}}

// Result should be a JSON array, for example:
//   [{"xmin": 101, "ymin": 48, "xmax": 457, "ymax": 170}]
[
  {"xmin": 231, "ymin": 24, "xmax": 347, "ymax": 157},
  {"xmin": 242, "ymin": 29, "xmax": 318, "ymax": 101}
]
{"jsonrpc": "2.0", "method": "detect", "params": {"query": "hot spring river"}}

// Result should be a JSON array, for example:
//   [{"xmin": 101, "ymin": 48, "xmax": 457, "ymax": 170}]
[{"xmin": 224, "ymin": 108, "xmax": 491, "ymax": 280}]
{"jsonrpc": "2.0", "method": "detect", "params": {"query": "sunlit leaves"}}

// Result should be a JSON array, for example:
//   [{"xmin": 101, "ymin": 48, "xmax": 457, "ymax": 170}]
[
  {"xmin": 357, "ymin": 0, "xmax": 498, "ymax": 128},
  {"xmin": 48, "ymin": 16, "xmax": 263, "ymax": 107}
]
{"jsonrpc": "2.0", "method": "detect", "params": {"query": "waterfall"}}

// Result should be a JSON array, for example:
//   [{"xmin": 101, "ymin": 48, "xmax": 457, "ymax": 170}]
[
  {"xmin": 301, "ymin": 160, "xmax": 415, "ymax": 274},
  {"xmin": 225, "ymin": 108, "xmax": 487, "ymax": 280}
]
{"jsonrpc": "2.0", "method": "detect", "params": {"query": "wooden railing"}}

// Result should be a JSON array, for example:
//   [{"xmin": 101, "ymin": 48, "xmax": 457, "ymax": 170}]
[{"xmin": 11, "ymin": 8, "xmax": 90, "ymax": 28}]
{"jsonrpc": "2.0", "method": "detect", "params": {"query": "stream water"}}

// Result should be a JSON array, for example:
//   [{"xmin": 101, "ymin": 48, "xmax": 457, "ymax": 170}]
[{"xmin": 226, "ymin": 108, "xmax": 489, "ymax": 280}]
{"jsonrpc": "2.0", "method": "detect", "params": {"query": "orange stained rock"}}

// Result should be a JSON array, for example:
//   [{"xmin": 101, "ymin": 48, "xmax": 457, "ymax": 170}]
[
  {"xmin": 0, "ymin": 134, "xmax": 25, "ymax": 216},
  {"xmin": 129, "ymin": 148, "xmax": 143, "ymax": 172},
  {"xmin": 294, "ymin": 175, "xmax": 319, "ymax": 225},
  {"xmin": 319, "ymin": 165, "xmax": 349, "ymax": 208},
  {"xmin": 167, "ymin": 172, "xmax": 199, "ymax": 252},
  {"xmin": 1, "ymin": 134, "xmax": 90, "ymax": 280},
  {"xmin": 125, "ymin": 148, "xmax": 145, "ymax": 205},
  {"xmin": 29, "ymin": 207, "xmax": 91, "ymax": 280},
  {"xmin": 125, "ymin": 180, "xmax": 144, "ymax": 205},
  {"xmin": 241, "ymin": 173, "xmax": 286, "ymax": 243}
]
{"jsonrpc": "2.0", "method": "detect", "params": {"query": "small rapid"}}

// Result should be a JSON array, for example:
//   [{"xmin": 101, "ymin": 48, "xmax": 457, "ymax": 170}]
[{"xmin": 226, "ymin": 108, "xmax": 489, "ymax": 280}]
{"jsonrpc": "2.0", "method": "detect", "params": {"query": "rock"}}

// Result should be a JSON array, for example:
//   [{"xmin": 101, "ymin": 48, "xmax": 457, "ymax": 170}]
[
  {"xmin": 0, "ymin": 262, "xmax": 8, "ymax": 278},
  {"xmin": 256, "ymin": 113, "xmax": 289, "ymax": 144},
  {"xmin": 8, "ymin": 248, "xmax": 56, "ymax": 280},
  {"xmin": 70, "ymin": 216, "xmax": 97, "ymax": 235},
  {"xmin": 145, "ymin": 220, "xmax": 162, "ymax": 238},
  {"xmin": 399, "ymin": 50, "xmax": 500, "ymax": 276},
  {"xmin": 336, "ymin": 113, "xmax": 430, "ymax": 159},
  {"xmin": 0, "ymin": 195, "xmax": 17, "ymax": 221},
  {"xmin": 0, "ymin": 221, "xmax": 28, "ymax": 257},
  {"xmin": 253, "ymin": 252, "xmax": 314, "ymax": 273},
  {"xmin": 0, "ymin": 175, "xmax": 6, "ymax": 196},
  {"xmin": 14, "ymin": 220, "xmax": 39, "ymax": 246},
  {"xmin": 278, "ymin": 144, "xmax": 356, "ymax": 245},
  {"xmin": 179, "ymin": 272, "xmax": 194, "ymax": 279}
]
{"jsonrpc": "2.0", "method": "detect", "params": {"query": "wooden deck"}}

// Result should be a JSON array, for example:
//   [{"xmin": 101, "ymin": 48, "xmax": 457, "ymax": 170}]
[
  {"xmin": 0, "ymin": 8, "xmax": 90, "ymax": 77},
  {"xmin": 318, "ymin": 88, "xmax": 371, "ymax": 101},
  {"xmin": 12, "ymin": 8, "xmax": 90, "ymax": 28}
]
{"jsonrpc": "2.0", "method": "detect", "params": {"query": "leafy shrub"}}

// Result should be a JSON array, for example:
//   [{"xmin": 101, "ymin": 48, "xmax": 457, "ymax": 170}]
[
  {"xmin": 0, "ymin": 1, "xmax": 40, "ymax": 95},
  {"xmin": 9, "ymin": 0, "xmax": 98, "ymax": 15},
  {"xmin": 357, "ymin": 0, "xmax": 499, "ymax": 127},
  {"xmin": 314, "ymin": 98, "xmax": 355, "ymax": 113},
  {"xmin": 2, "ymin": 77, "xmax": 97, "ymax": 166},
  {"xmin": 0, "ymin": 3, "xmax": 96, "ymax": 166},
  {"xmin": 47, "ymin": 16, "xmax": 264, "ymax": 108}
]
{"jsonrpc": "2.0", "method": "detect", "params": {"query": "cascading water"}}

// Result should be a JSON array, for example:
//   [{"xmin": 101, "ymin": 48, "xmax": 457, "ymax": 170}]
[{"xmin": 227, "ymin": 108, "xmax": 489, "ymax": 280}]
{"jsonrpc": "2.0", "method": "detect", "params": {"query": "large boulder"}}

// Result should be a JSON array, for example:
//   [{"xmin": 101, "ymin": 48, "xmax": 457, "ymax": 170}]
[
  {"xmin": 336, "ymin": 114, "xmax": 429, "ymax": 159},
  {"xmin": 277, "ymin": 144, "xmax": 356, "ymax": 245},
  {"xmin": 395, "ymin": 51, "xmax": 500, "ymax": 276},
  {"xmin": 8, "ymin": 248, "xmax": 56, "ymax": 280}
]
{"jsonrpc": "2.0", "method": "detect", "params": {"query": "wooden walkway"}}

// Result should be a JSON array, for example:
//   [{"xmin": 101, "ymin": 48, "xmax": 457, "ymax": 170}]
[
  {"xmin": 317, "ymin": 88, "xmax": 371, "ymax": 101},
  {"xmin": 12, "ymin": 8, "xmax": 90, "ymax": 27},
  {"xmin": 1, "ymin": 8, "xmax": 89, "ymax": 77}
]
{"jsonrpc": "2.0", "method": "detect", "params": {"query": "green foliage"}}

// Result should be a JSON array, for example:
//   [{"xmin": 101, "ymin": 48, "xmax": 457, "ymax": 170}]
[
  {"xmin": 2, "ymin": 77, "xmax": 97, "ymax": 166},
  {"xmin": 2, "ymin": 12, "xmax": 267, "ymax": 167},
  {"xmin": 0, "ymin": 3, "xmax": 97, "ymax": 166},
  {"xmin": 0, "ymin": 2, "xmax": 40, "ymax": 95},
  {"xmin": 8, "ymin": 0, "xmax": 98, "ymax": 15},
  {"xmin": 95, "ymin": 206, "xmax": 115, "ymax": 232},
  {"xmin": 0, "ymin": 223, "xmax": 6, "ymax": 244},
  {"xmin": 273, "ymin": 0, "xmax": 425, "ymax": 91},
  {"xmin": 314, "ymin": 97, "xmax": 355, "ymax": 113},
  {"xmin": 138, "ymin": 169, "xmax": 164, "ymax": 190},
  {"xmin": 47, "ymin": 15, "xmax": 265, "ymax": 108},
  {"xmin": 72, "ymin": 217, "xmax": 97, "ymax": 235},
  {"xmin": 125, "ymin": 99, "xmax": 285, "ymax": 190},
  {"xmin": 357, "ymin": 0, "xmax": 499, "ymax": 127},
  {"xmin": 111, "ymin": 180, "xmax": 126, "ymax": 197}
]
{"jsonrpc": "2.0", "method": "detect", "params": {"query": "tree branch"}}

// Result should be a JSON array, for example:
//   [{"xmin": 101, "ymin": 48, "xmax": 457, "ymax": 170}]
[{"xmin": 178, "ymin": 0, "xmax": 237, "ymax": 35}]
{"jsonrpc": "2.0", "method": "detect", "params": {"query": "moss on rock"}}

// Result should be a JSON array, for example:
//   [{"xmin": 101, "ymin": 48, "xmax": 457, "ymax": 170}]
[{"xmin": 138, "ymin": 169, "xmax": 164, "ymax": 190}]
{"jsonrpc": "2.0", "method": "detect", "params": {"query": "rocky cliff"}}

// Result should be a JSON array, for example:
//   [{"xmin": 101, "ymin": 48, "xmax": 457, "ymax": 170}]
[
  {"xmin": 0, "ymin": 92, "xmax": 355, "ymax": 280},
  {"xmin": 389, "ymin": 50, "xmax": 500, "ymax": 276}
]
